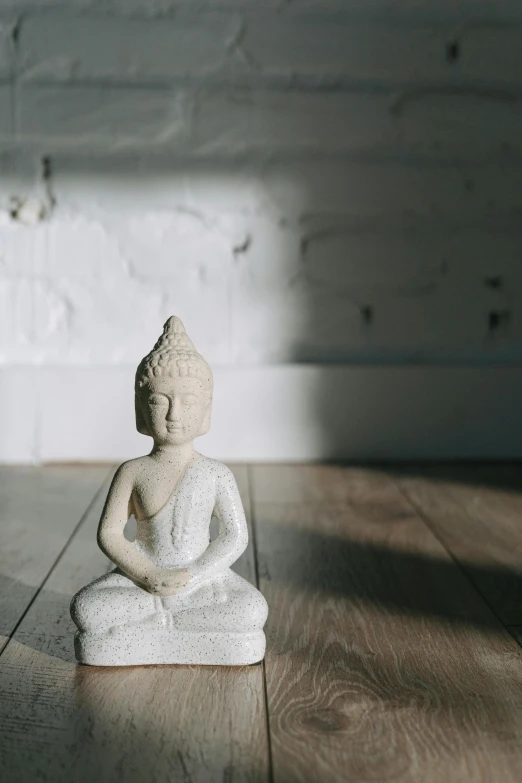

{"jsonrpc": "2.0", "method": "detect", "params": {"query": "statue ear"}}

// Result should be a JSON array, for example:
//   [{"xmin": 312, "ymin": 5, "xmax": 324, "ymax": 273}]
[
  {"xmin": 198, "ymin": 394, "xmax": 212, "ymax": 437},
  {"xmin": 135, "ymin": 393, "xmax": 150, "ymax": 436}
]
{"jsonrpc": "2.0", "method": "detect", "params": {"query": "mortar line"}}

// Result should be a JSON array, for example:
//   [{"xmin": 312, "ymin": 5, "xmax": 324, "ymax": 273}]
[{"xmin": 247, "ymin": 464, "xmax": 275, "ymax": 783}]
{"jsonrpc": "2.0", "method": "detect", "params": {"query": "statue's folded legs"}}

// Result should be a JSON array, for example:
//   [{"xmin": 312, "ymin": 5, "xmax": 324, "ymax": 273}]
[{"xmin": 72, "ymin": 568, "xmax": 268, "ymax": 636}]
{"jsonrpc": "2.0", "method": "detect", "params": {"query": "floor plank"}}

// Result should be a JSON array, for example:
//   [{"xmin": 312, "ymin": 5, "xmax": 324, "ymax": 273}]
[
  {"xmin": 393, "ymin": 464, "xmax": 522, "ymax": 625},
  {"xmin": 0, "ymin": 465, "xmax": 269, "ymax": 783},
  {"xmin": 252, "ymin": 465, "xmax": 522, "ymax": 783},
  {"xmin": 0, "ymin": 465, "xmax": 109, "ymax": 653}
]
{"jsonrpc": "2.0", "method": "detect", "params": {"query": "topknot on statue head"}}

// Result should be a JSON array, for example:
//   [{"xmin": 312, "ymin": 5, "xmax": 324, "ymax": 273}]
[{"xmin": 135, "ymin": 316, "xmax": 213, "ymax": 392}]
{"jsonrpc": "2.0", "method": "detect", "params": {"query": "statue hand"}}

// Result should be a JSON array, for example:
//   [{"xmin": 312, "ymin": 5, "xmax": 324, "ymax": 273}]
[{"xmin": 141, "ymin": 566, "xmax": 191, "ymax": 597}]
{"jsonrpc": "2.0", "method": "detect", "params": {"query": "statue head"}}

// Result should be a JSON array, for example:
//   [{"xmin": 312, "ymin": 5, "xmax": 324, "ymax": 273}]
[{"xmin": 135, "ymin": 316, "xmax": 213, "ymax": 447}]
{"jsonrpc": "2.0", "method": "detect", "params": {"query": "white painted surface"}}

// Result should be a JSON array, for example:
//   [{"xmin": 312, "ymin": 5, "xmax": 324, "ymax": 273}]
[
  {"xmin": 1, "ymin": 365, "xmax": 520, "ymax": 463},
  {"xmin": 0, "ymin": 2, "xmax": 521, "ymax": 461}
]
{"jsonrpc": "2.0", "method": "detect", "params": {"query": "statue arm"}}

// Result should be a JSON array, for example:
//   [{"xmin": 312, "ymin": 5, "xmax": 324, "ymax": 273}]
[
  {"xmin": 189, "ymin": 467, "xmax": 249, "ymax": 585},
  {"xmin": 97, "ymin": 463, "xmax": 166, "ymax": 594}
]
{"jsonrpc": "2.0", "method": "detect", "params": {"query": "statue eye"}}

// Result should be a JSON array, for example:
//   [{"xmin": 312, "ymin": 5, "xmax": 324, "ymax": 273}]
[
  {"xmin": 149, "ymin": 395, "xmax": 167, "ymax": 406},
  {"xmin": 183, "ymin": 395, "xmax": 197, "ymax": 405}
]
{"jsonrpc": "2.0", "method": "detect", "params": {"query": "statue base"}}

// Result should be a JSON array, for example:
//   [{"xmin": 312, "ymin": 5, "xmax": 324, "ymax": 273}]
[{"xmin": 74, "ymin": 628, "xmax": 266, "ymax": 667}]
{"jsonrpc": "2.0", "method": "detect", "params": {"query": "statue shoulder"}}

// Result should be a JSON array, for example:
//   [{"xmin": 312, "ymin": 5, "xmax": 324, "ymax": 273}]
[
  {"xmin": 112, "ymin": 456, "xmax": 147, "ymax": 487},
  {"xmin": 196, "ymin": 455, "xmax": 237, "ymax": 487}
]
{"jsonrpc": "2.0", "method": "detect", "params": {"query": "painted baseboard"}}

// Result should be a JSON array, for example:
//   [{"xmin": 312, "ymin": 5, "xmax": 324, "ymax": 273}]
[{"xmin": 1, "ymin": 365, "xmax": 521, "ymax": 463}]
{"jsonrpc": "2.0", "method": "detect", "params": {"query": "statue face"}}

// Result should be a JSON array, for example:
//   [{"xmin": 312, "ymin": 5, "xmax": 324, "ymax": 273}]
[{"xmin": 139, "ymin": 376, "xmax": 211, "ymax": 446}]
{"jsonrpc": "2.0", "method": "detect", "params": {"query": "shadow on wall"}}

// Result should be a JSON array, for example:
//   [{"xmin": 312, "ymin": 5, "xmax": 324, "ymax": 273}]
[{"xmin": 2, "ymin": 5, "xmax": 522, "ymax": 460}]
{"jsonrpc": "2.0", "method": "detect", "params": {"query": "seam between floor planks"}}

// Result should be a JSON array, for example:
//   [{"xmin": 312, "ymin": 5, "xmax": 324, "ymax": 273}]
[
  {"xmin": 0, "ymin": 475, "xmax": 110, "ymax": 658},
  {"xmin": 0, "ymin": 464, "xmax": 112, "ymax": 657},
  {"xmin": 389, "ymin": 473, "xmax": 522, "ymax": 650},
  {"xmin": 248, "ymin": 465, "xmax": 275, "ymax": 783},
  {"xmin": 391, "ymin": 464, "xmax": 522, "ymax": 642}
]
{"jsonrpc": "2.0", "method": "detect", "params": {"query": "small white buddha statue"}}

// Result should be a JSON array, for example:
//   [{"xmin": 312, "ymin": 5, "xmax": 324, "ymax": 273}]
[{"xmin": 71, "ymin": 316, "xmax": 268, "ymax": 666}]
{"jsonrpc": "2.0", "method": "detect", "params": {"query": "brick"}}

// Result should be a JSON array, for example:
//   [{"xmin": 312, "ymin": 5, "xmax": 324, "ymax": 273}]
[
  {"xmin": 262, "ymin": 160, "xmax": 522, "ymax": 225},
  {"xmin": 192, "ymin": 90, "xmax": 394, "ymax": 156},
  {"xmin": 0, "ymin": 1, "xmax": 95, "ymax": 10},
  {"xmin": 0, "ymin": 19, "xmax": 14, "ymax": 78},
  {"xmin": 0, "ymin": 152, "xmax": 41, "ymax": 215},
  {"xmin": 193, "ymin": 87, "xmax": 522, "ymax": 159},
  {"xmin": 393, "ymin": 91, "xmax": 522, "ymax": 157},
  {"xmin": 1, "ymin": 0, "xmax": 522, "ymax": 22},
  {"xmin": 18, "ymin": 85, "xmax": 189, "ymax": 149},
  {"xmin": 50, "ymin": 157, "xmax": 188, "ymax": 214},
  {"xmin": 456, "ymin": 26, "xmax": 522, "ymax": 88},
  {"xmin": 230, "ymin": 217, "xmax": 306, "ymax": 363},
  {"xmin": 46, "ymin": 215, "xmax": 127, "ymax": 278},
  {"xmin": 283, "ymin": 1, "xmax": 522, "ymax": 23},
  {"xmin": 40, "ymin": 209, "xmax": 235, "ymax": 364},
  {"xmin": 19, "ymin": 12, "xmax": 240, "ymax": 82},
  {"xmin": 51, "ymin": 156, "xmax": 270, "ymax": 217},
  {"xmin": 0, "ymin": 84, "xmax": 12, "ymax": 141},
  {"xmin": 39, "ymin": 274, "xmax": 234, "ymax": 364},
  {"xmin": 242, "ymin": 16, "xmax": 522, "ymax": 89},
  {"xmin": 0, "ymin": 367, "xmax": 37, "ymax": 462},
  {"xmin": 0, "ymin": 278, "xmax": 33, "ymax": 362},
  {"xmin": 0, "ymin": 276, "xmax": 73, "ymax": 363},
  {"xmin": 0, "ymin": 220, "xmax": 46, "ymax": 276},
  {"xmin": 36, "ymin": 275, "xmax": 166, "ymax": 363},
  {"xmin": 242, "ymin": 18, "xmax": 450, "ymax": 87}
]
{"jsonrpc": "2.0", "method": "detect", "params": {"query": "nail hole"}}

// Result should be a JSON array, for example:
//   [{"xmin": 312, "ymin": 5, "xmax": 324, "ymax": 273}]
[
  {"xmin": 42, "ymin": 156, "xmax": 52, "ymax": 180},
  {"xmin": 361, "ymin": 305, "xmax": 373, "ymax": 325},
  {"xmin": 488, "ymin": 310, "xmax": 510, "ymax": 332},
  {"xmin": 446, "ymin": 41, "xmax": 460, "ymax": 63},
  {"xmin": 484, "ymin": 276, "xmax": 503, "ymax": 290}
]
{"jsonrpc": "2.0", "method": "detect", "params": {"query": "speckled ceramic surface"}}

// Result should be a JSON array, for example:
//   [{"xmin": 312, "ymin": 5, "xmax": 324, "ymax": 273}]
[{"xmin": 71, "ymin": 316, "xmax": 268, "ymax": 666}]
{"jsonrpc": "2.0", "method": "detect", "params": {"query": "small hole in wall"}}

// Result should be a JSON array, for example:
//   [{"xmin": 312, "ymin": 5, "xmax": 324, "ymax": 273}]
[
  {"xmin": 488, "ymin": 310, "xmax": 511, "ymax": 333},
  {"xmin": 361, "ymin": 305, "xmax": 373, "ymax": 325},
  {"xmin": 446, "ymin": 41, "xmax": 460, "ymax": 63},
  {"xmin": 484, "ymin": 276, "xmax": 503, "ymax": 290},
  {"xmin": 42, "ymin": 156, "xmax": 52, "ymax": 180}
]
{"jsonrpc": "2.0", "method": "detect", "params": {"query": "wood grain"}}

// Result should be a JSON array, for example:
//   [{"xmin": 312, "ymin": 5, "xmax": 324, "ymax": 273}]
[
  {"xmin": 0, "ymin": 465, "xmax": 109, "ymax": 653},
  {"xmin": 394, "ymin": 464, "xmax": 522, "ymax": 625},
  {"xmin": 252, "ymin": 465, "xmax": 522, "ymax": 783},
  {"xmin": 0, "ymin": 465, "xmax": 269, "ymax": 783}
]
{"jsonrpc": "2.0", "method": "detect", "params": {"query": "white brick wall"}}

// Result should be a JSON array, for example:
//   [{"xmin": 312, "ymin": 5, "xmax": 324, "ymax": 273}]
[
  {"xmin": 0, "ymin": 1, "xmax": 522, "ymax": 461},
  {"xmin": 18, "ymin": 85, "xmax": 190, "ymax": 148},
  {"xmin": 18, "ymin": 13, "xmax": 242, "ymax": 82}
]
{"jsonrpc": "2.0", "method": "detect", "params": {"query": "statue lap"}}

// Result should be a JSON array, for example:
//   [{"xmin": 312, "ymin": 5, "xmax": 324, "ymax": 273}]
[{"xmin": 71, "ymin": 567, "xmax": 268, "ymax": 636}]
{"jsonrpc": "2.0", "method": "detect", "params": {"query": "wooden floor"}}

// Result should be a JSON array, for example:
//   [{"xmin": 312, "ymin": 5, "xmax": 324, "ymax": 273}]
[{"xmin": 1, "ymin": 464, "xmax": 522, "ymax": 783}]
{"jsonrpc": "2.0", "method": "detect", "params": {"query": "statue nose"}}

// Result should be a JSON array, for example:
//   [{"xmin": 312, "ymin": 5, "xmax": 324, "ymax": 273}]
[{"xmin": 167, "ymin": 398, "xmax": 182, "ymax": 421}]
